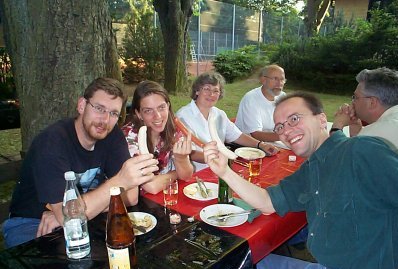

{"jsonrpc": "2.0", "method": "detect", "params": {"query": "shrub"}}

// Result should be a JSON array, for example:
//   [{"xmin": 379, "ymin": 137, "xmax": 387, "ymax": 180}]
[{"xmin": 213, "ymin": 45, "xmax": 263, "ymax": 82}]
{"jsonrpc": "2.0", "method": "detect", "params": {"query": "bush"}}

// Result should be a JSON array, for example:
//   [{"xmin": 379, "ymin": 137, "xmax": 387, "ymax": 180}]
[
  {"xmin": 213, "ymin": 45, "xmax": 263, "ymax": 83},
  {"xmin": 121, "ymin": 6, "xmax": 164, "ymax": 83}
]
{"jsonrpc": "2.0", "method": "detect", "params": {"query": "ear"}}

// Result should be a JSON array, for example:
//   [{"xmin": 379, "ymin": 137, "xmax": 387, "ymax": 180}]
[
  {"xmin": 77, "ymin": 97, "xmax": 86, "ymax": 114},
  {"xmin": 319, "ymin": 112, "xmax": 328, "ymax": 129}
]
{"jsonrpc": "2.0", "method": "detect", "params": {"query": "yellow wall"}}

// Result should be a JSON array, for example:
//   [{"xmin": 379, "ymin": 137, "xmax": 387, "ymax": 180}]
[{"xmin": 335, "ymin": 0, "xmax": 369, "ymax": 23}]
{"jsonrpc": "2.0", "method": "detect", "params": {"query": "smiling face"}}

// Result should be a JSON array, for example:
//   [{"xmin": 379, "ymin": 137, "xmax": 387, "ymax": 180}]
[
  {"xmin": 273, "ymin": 97, "xmax": 328, "ymax": 157},
  {"xmin": 195, "ymin": 83, "xmax": 221, "ymax": 109},
  {"xmin": 135, "ymin": 93, "xmax": 169, "ymax": 135},
  {"xmin": 77, "ymin": 90, "xmax": 123, "ymax": 146}
]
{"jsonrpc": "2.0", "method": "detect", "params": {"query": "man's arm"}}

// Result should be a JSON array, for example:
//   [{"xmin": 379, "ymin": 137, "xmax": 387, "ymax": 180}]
[
  {"xmin": 203, "ymin": 141, "xmax": 275, "ymax": 214},
  {"xmin": 251, "ymin": 130, "xmax": 280, "ymax": 142}
]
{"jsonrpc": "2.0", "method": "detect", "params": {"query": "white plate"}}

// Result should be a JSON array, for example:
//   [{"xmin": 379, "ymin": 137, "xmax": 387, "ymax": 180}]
[
  {"xmin": 183, "ymin": 182, "xmax": 218, "ymax": 201},
  {"xmin": 235, "ymin": 147, "xmax": 266, "ymax": 160},
  {"xmin": 200, "ymin": 204, "xmax": 248, "ymax": 227},
  {"xmin": 128, "ymin": 212, "xmax": 157, "ymax": 236}
]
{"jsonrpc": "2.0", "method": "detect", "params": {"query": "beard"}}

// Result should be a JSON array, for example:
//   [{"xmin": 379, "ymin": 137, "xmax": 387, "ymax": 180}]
[
  {"xmin": 266, "ymin": 87, "xmax": 282, "ymax": 97},
  {"xmin": 82, "ymin": 117, "xmax": 113, "ymax": 141}
]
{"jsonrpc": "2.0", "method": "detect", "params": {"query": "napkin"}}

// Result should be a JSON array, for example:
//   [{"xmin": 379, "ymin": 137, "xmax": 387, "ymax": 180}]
[{"xmin": 233, "ymin": 198, "xmax": 261, "ymax": 223}]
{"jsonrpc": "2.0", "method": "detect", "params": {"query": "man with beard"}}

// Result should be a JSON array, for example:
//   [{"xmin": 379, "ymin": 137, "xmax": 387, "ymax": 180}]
[
  {"xmin": 331, "ymin": 67, "xmax": 398, "ymax": 150},
  {"xmin": 2, "ymin": 78, "xmax": 159, "ymax": 248},
  {"xmin": 235, "ymin": 64, "xmax": 287, "ymax": 142}
]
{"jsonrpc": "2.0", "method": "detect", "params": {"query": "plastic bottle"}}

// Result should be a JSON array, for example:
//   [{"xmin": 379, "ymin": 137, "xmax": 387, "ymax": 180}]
[
  {"xmin": 106, "ymin": 187, "xmax": 137, "ymax": 269},
  {"xmin": 62, "ymin": 171, "xmax": 91, "ymax": 259},
  {"xmin": 217, "ymin": 177, "xmax": 233, "ymax": 204}
]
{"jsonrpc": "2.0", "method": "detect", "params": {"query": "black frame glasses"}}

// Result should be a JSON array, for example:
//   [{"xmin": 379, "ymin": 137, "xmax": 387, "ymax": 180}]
[{"xmin": 273, "ymin": 113, "xmax": 305, "ymax": 135}]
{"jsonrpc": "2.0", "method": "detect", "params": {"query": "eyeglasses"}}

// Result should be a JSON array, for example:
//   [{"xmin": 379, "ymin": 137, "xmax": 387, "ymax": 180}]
[
  {"xmin": 201, "ymin": 86, "xmax": 221, "ymax": 96},
  {"xmin": 264, "ymin": 76, "xmax": 287, "ymax": 84},
  {"xmin": 141, "ymin": 102, "xmax": 169, "ymax": 116},
  {"xmin": 86, "ymin": 100, "xmax": 120, "ymax": 119},
  {"xmin": 351, "ymin": 94, "xmax": 373, "ymax": 101},
  {"xmin": 273, "ymin": 113, "xmax": 305, "ymax": 135}
]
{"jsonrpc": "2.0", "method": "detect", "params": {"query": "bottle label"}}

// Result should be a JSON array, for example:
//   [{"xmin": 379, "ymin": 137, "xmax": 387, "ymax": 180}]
[
  {"xmin": 63, "ymin": 189, "xmax": 77, "ymax": 205},
  {"xmin": 107, "ymin": 247, "xmax": 131, "ymax": 269},
  {"xmin": 64, "ymin": 219, "xmax": 89, "ymax": 247}
]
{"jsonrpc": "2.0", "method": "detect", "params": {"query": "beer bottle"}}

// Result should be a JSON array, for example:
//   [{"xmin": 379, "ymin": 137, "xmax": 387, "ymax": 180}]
[
  {"xmin": 218, "ymin": 159, "xmax": 233, "ymax": 204},
  {"xmin": 217, "ymin": 177, "xmax": 233, "ymax": 204},
  {"xmin": 106, "ymin": 187, "xmax": 137, "ymax": 269}
]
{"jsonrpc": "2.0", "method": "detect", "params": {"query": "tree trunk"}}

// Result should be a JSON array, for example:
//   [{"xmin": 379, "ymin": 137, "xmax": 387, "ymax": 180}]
[
  {"xmin": 0, "ymin": 0, "xmax": 121, "ymax": 154},
  {"xmin": 153, "ymin": 0, "xmax": 193, "ymax": 94},
  {"xmin": 304, "ymin": 0, "xmax": 331, "ymax": 36}
]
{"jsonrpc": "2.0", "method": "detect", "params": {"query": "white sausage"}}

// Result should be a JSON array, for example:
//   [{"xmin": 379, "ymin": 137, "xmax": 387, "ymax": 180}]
[
  {"xmin": 138, "ymin": 125, "xmax": 150, "ymax": 154},
  {"xmin": 208, "ymin": 112, "xmax": 237, "ymax": 160}
]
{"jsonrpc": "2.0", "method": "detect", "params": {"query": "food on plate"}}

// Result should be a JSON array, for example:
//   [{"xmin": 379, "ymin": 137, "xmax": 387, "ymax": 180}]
[
  {"xmin": 130, "ymin": 215, "xmax": 152, "ymax": 228},
  {"xmin": 174, "ymin": 117, "xmax": 205, "ymax": 148},
  {"xmin": 184, "ymin": 184, "xmax": 198, "ymax": 196},
  {"xmin": 137, "ymin": 125, "xmax": 149, "ymax": 154},
  {"xmin": 208, "ymin": 113, "xmax": 237, "ymax": 160}
]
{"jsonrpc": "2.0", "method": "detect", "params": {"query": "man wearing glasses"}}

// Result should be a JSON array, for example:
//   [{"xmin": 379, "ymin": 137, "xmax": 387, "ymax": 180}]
[
  {"xmin": 331, "ymin": 67, "xmax": 398, "ymax": 150},
  {"xmin": 235, "ymin": 64, "xmax": 287, "ymax": 143},
  {"xmin": 3, "ymin": 78, "xmax": 159, "ymax": 248},
  {"xmin": 204, "ymin": 91, "xmax": 398, "ymax": 269}
]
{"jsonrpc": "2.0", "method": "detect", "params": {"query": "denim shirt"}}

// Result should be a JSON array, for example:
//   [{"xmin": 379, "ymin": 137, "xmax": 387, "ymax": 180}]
[{"xmin": 268, "ymin": 131, "xmax": 398, "ymax": 269}]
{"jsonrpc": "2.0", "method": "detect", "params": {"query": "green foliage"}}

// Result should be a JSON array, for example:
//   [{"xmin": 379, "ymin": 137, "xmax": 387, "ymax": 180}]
[
  {"xmin": 0, "ymin": 48, "xmax": 16, "ymax": 99},
  {"xmin": 213, "ymin": 45, "xmax": 264, "ymax": 82},
  {"xmin": 269, "ymin": 1, "xmax": 398, "ymax": 95},
  {"xmin": 121, "ymin": 2, "xmax": 164, "ymax": 82}
]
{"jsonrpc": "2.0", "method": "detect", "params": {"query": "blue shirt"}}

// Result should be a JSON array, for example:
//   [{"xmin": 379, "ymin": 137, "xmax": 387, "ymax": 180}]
[{"xmin": 268, "ymin": 131, "xmax": 398, "ymax": 269}]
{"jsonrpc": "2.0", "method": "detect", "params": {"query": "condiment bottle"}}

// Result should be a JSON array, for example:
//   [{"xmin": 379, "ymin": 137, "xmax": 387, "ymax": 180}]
[
  {"xmin": 106, "ymin": 187, "xmax": 137, "ymax": 269},
  {"xmin": 62, "ymin": 171, "xmax": 91, "ymax": 259}
]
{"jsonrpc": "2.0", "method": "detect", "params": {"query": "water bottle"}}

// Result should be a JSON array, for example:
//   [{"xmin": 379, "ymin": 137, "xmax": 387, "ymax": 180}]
[
  {"xmin": 106, "ymin": 186, "xmax": 137, "ymax": 269},
  {"xmin": 62, "ymin": 171, "xmax": 91, "ymax": 259},
  {"xmin": 218, "ymin": 177, "xmax": 232, "ymax": 204}
]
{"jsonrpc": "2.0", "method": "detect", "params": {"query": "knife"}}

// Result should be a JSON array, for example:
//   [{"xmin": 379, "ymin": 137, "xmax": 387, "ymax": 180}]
[
  {"xmin": 207, "ymin": 209, "xmax": 255, "ymax": 220},
  {"xmin": 195, "ymin": 176, "xmax": 209, "ymax": 198},
  {"xmin": 132, "ymin": 224, "xmax": 147, "ymax": 234}
]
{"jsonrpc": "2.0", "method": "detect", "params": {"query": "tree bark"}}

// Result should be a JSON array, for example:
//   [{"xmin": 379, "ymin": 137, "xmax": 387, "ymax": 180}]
[
  {"xmin": 153, "ymin": 0, "xmax": 193, "ymax": 94},
  {"xmin": 0, "ymin": 0, "xmax": 121, "ymax": 154},
  {"xmin": 304, "ymin": 0, "xmax": 331, "ymax": 36}
]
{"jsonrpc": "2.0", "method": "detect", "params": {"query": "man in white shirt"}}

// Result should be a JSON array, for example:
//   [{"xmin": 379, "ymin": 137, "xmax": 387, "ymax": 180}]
[
  {"xmin": 332, "ymin": 67, "xmax": 398, "ymax": 150},
  {"xmin": 235, "ymin": 64, "xmax": 287, "ymax": 142}
]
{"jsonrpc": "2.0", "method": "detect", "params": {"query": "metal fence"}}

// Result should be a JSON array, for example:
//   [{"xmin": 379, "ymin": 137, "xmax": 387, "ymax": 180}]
[{"xmin": 188, "ymin": 0, "xmax": 306, "ymax": 61}]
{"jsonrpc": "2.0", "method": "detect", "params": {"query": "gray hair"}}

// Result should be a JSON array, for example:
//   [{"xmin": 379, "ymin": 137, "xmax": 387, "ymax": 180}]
[
  {"xmin": 259, "ymin": 64, "xmax": 284, "ymax": 78},
  {"xmin": 190, "ymin": 71, "xmax": 225, "ymax": 100},
  {"xmin": 356, "ymin": 67, "xmax": 398, "ymax": 108}
]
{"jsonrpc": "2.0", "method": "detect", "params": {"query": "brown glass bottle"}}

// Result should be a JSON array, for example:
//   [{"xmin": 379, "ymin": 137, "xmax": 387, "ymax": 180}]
[{"xmin": 106, "ymin": 187, "xmax": 137, "ymax": 269}]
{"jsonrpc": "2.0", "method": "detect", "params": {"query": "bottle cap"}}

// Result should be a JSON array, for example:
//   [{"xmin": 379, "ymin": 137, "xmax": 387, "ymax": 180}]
[
  {"xmin": 64, "ymin": 171, "xmax": 76, "ymax": 181},
  {"xmin": 110, "ymin": 186, "xmax": 121, "ymax": 196}
]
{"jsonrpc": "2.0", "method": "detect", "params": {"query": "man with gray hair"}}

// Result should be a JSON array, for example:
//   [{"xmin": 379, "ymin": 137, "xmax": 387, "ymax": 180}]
[
  {"xmin": 332, "ymin": 67, "xmax": 398, "ymax": 149},
  {"xmin": 235, "ymin": 64, "xmax": 287, "ymax": 142}
]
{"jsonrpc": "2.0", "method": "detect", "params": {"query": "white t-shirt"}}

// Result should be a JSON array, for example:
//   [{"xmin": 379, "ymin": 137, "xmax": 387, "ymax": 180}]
[
  {"xmin": 235, "ymin": 86, "xmax": 286, "ymax": 134},
  {"xmin": 358, "ymin": 105, "xmax": 398, "ymax": 151},
  {"xmin": 176, "ymin": 99, "xmax": 242, "ymax": 171}
]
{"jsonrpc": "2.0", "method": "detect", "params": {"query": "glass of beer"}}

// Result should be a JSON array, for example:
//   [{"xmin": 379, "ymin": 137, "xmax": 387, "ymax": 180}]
[
  {"xmin": 163, "ymin": 178, "xmax": 178, "ymax": 206},
  {"xmin": 249, "ymin": 158, "xmax": 262, "ymax": 177}
]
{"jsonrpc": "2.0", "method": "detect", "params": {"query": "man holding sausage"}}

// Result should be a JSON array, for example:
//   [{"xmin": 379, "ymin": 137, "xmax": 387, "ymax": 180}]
[
  {"xmin": 204, "ymin": 92, "xmax": 398, "ymax": 268},
  {"xmin": 2, "ymin": 78, "xmax": 159, "ymax": 248}
]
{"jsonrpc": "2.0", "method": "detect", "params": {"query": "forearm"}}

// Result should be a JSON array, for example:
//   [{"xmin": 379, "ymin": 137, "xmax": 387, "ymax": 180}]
[
  {"xmin": 141, "ymin": 172, "xmax": 176, "ymax": 194},
  {"xmin": 190, "ymin": 150, "xmax": 205, "ymax": 164},
  {"xmin": 251, "ymin": 131, "xmax": 280, "ymax": 142},
  {"xmin": 174, "ymin": 155, "xmax": 194, "ymax": 180},
  {"xmin": 221, "ymin": 167, "xmax": 275, "ymax": 214},
  {"xmin": 234, "ymin": 133, "xmax": 259, "ymax": 147}
]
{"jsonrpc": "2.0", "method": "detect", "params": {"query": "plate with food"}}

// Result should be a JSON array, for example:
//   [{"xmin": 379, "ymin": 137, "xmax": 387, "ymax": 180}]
[
  {"xmin": 200, "ymin": 204, "xmax": 248, "ymax": 228},
  {"xmin": 128, "ymin": 212, "xmax": 157, "ymax": 235},
  {"xmin": 234, "ymin": 147, "xmax": 266, "ymax": 160},
  {"xmin": 183, "ymin": 182, "xmax": 218, "ymax": 201}
]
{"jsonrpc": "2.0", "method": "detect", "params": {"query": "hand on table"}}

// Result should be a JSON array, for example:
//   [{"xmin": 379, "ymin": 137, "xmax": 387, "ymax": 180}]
[
  {"xmin": 37, "ymin": 210, "xmax": 61, "ymax": 237},
  {"xmin": 259, "ymin": 142, "xmax": 279, "ymax": 156}
]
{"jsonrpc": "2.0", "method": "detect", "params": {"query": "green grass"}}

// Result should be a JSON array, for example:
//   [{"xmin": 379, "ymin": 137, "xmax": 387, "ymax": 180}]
[{"xmin": 0, "ymin": 129, "xmax": 22, "ymax": 157}]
